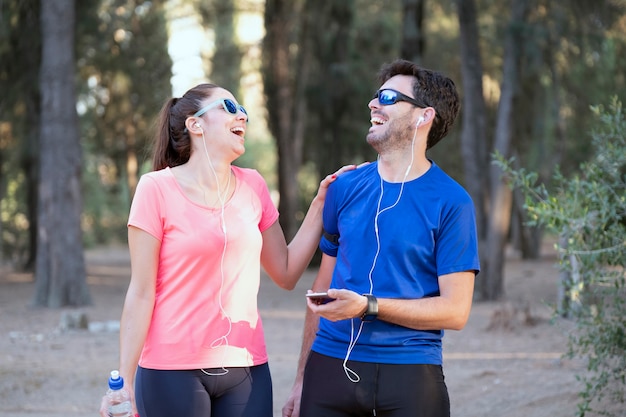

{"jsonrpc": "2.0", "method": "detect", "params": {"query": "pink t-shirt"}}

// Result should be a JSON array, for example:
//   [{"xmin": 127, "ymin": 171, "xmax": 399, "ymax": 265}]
[{"xmin": 128, "ymin": 166, "xmax": 279, "ymax": 370}]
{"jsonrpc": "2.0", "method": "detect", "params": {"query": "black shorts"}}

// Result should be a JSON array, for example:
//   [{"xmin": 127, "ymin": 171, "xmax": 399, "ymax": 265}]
[
  {"xmin": 301, "ymin": 351, "xmax": 450, "ymax": 417},
  {"xmin": 135, "ymin": 364, "xmax": 272, "ymax": 417}
]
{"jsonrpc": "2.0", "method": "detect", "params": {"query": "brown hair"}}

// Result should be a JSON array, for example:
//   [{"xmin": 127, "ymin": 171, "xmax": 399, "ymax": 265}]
[
  {"xmin": 152, "ymin": 83, "xmax": 220, "ymax": 170},
  {"xmin": 378, "ymin": 59, "xmax": 460, "ymax": 149}
]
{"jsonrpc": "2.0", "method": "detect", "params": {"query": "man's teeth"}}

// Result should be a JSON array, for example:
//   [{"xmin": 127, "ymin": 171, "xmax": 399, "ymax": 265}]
[{"xmin": 371, "ymin": 117, "xmax": 386, "ymax": 125}]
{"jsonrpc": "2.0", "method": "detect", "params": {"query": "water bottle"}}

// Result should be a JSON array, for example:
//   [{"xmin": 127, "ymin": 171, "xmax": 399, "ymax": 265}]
[{"xmin": 106, "ymin": 370, "xmax": 132, "ymax": 417}]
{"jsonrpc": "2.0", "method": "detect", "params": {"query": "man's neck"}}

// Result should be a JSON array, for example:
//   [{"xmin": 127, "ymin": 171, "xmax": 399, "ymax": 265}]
[{"xmin": 377, "ymin": 153, "xmax": 431, "ymax": 183}]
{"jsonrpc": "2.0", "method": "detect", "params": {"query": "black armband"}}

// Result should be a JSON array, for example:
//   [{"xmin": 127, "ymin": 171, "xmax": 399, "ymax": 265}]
[{"xmin": 323, "ymin": 230, "xmax": 340, "ymax": 245}]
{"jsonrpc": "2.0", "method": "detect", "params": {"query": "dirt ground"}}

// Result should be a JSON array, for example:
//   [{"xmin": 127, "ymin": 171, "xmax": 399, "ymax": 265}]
[{"xmin": 0, "ymin": 243, "xmax": 621, "ymax": 417}]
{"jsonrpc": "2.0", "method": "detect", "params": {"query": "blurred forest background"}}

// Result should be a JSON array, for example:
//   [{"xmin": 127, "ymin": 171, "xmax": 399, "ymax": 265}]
[{"xmin": 0, "ymin": 0, "xmax": 625, "ymax": 309}]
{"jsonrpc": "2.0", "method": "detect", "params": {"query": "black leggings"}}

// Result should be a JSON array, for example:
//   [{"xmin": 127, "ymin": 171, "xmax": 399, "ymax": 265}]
[
  {"xmin": 135, "ymin": 364, "xmax": 273, "ymax": 417},
  {"xmin": 301, "ymin": 351, "xmax": 450, "ymax": 417}
]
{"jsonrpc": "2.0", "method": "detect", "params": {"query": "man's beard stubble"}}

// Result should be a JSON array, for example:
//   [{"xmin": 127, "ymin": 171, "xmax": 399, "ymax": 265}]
[{"xmin": 366, "ymin": 115, "xmax": 415, "ymax": 154}]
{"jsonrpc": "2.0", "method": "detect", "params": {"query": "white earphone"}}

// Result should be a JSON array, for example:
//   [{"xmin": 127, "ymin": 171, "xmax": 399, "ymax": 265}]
[{"xmin": 416, "ymin": 116, "xmax": 425, "ymax": 127}]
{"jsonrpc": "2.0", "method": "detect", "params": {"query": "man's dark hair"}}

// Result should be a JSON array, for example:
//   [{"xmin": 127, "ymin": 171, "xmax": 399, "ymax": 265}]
[{"xmin": 378, "ymin": 59, "xmax": 460, "ymax": 149}]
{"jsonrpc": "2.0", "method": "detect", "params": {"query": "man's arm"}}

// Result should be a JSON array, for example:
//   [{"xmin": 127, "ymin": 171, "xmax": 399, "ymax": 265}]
[
  {"xmin": 376, "ymin": 271, "xmax": 475, "ymax": 330},
  {"xmin": 282, "ymin": 254, "xmax": 336, "ymax": 417},
  {"xmin": 310, "ymin": 271, "xmax": 475, "ymax": 331}
]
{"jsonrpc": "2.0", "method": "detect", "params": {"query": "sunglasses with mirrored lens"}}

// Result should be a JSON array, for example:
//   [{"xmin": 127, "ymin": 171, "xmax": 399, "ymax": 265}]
[
  {"xmin": 373, "ymin": 89, "xmax": 425, "ymax": 108},
  {"xmin": 194, "ymin": 98, "xmax": 248, "ymax": 121}
]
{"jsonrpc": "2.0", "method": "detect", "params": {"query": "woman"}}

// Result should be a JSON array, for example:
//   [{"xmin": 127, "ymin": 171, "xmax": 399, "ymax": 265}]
[{"xmin": 99, "ymin": 83, "xmax": 353, "ymax": 417}]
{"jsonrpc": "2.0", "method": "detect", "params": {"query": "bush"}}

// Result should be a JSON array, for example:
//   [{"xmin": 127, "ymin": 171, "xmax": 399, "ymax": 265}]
[{"xmin": 494, "ymin": 97, "xmax": 626, "ymax": 417}]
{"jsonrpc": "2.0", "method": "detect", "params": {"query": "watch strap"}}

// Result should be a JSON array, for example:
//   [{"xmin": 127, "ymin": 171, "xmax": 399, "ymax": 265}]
[{"xmin": 360, "ymin": 294, "xmax": 378, "ymax": 322}]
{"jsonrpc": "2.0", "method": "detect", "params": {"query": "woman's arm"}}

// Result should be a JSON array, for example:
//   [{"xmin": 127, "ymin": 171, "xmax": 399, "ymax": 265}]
[
  {"xmin": 118, "ymin": 227, "xmax": 159, "ymax": 408},
  {"xmin": 260, "ymin": 165, "xmax": 355, "ymax": 289}
]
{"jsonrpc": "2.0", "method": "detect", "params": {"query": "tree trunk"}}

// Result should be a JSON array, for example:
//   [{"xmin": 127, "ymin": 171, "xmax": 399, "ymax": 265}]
[
  {"xmin": 307, "ymin": 0, "xmax": 354, "ymax": 184},
  {"xmin": 23, "ymin": 123, "xmax": 39, "ymax": 271},
  {"xmin": 456, "ymin": 0, "xmax": 489, "ymax": 242},
  {"xmin": 199, "ymin": 0, "xmax": 242, "ymax": 97},
  {"xmin": 482, "ymin": 0, "xmax": 530, "ymax": 300},
  {"xmin": 263, "ymin": 0, "xmax": 305, "ymax": 240},
  {"xmin": 509, "ymin": 153, "xmax": 542, "ymax": 259},
  {"xmin": 510, "ymin": 189, "xmax": 542, "ymax": 259},
  {"xmin": 23, "ymin": 1, "xmax": 42, "ymax": 272},
  {"xmin": 2, "ymin": 0, "xmax": 41, "ymax": 270},
  {"xmin": 400, "ymin": 0, "xmax": 425, "ymax": 63},
  {"xmin": 34, "ymin": 0, "xmax": 91, "ymax": 307}
]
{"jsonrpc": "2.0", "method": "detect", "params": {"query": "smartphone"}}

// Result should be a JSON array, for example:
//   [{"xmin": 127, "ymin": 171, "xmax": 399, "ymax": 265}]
[{"xmin": 306, "ymin": 292, "xmax": 335, "ymax": 305}]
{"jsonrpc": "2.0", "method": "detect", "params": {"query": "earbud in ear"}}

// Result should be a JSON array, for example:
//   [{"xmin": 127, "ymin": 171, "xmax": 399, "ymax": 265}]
[
  {"xmin": 194, "ymin": 123, "xmax": 201, "ymax": 128},
  {"xmin": 416, "ymin": 116, "xmax": 425, "ymax": 127}
]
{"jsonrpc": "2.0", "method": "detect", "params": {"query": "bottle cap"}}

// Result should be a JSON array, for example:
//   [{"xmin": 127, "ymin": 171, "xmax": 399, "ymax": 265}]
[{"xmin": 108, "ymin": 370, "xmax": 124, "ymax": 390}]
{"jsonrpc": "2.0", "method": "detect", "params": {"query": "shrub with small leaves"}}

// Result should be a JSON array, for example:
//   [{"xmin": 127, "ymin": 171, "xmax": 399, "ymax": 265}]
[{"xmin": 494, "ymin": 97, "xmax": 625, "ymax": 417}]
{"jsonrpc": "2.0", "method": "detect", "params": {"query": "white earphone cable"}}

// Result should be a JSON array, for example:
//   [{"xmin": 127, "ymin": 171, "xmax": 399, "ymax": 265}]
[
  {"xmin": 342, "ymin": 124, "xmax": 418, "ymax": 382},
  {"xmin": 200, "ymin": 130, "xmax": 232, "ymax": 376}
]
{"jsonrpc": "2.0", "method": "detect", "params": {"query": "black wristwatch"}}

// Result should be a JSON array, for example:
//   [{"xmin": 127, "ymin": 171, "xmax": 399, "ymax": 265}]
[{"xmin": 360, "ymin": 294, "xmax": 378, "ymax": 322}]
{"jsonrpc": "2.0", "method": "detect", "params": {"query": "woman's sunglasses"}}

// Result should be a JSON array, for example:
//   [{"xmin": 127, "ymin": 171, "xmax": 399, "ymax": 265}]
[
  {"xmin": 373, "ymin": 89, "xmax": 426, "ymax": 108},
  {"xmin": 194, "ymin": 98, "xmax": 248, "ymax": 121}
]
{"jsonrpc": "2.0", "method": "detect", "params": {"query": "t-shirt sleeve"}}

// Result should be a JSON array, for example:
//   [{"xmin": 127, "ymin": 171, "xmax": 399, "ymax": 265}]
[
  {"xmin": 319, "ymin": 182, "xmax": 339, "ymax": 257},
  {"xmin": 435, "ymin": 195, "xmax": 480, "ymax": 276},
  {"xmin": 247, "ymin": 169, "xmax": 279, "ymax": 232},
  {"xmin": 128, "ymin": 174, "xmax": 165, "ymax": 241}
]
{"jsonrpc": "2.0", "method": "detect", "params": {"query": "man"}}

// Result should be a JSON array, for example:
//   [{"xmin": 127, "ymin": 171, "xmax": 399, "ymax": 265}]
[{"xmin": 283, "ymin": 59, "xmax": 480, "ymax": 417}]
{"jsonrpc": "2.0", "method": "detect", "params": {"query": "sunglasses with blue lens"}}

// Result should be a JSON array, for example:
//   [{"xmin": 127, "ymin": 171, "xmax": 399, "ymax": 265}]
[
  {"xmin": 194, "ymin": 98, "xmax": 248, "ymax": 121},
  {"xmin": 373, "ymin": 89, "xmax": 426, "ymax": 108}
]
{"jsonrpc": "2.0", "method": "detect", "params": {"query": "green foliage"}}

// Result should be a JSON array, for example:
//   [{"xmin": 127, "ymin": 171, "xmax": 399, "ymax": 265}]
[
  {"xmin": 0, "ymin": 0, "xmax": 172, "ymax": 263},
  {"xmin": 2, "ymin": 0, "xmax": 625, "ymax": 275},
  {"xmin": 530, "ymin": 1, "xmax": 626, "ymax": 177},
  {"xmin": 195, "ymin": 0, "xmax": 243, "ymax": 98},
  {"xmin": 303, "ymin": 0, "xmax": 403, "ymax": 186},
  {"xmin": 0, "ymin": 173, "xmax": 30, "ymax": 264},
  {"xmin": 76, "ymin": 0, "xmax": 172, "ymax": 245},
  {"xmin": 494, "ymin": 98, "xmax": 626, "ymax": 416},
  {"xmin": 234, "ymin": 131, "xmax": 277, "ymax": 190}
]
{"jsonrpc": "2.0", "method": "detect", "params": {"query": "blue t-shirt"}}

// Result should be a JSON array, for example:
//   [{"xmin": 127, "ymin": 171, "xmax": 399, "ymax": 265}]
[{"xmin": 312, "ymin": 161, "xmax": 480, "ymax": 365}]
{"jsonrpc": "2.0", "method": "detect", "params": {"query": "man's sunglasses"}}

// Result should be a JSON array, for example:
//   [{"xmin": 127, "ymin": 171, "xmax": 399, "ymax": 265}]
[
  {"xmin": 373, "ymin": 89, "xmax": 426, "ymax": 108},
  {"xmin": 194, "ymin": 98, "xmax": 248, "ymax": 121}
]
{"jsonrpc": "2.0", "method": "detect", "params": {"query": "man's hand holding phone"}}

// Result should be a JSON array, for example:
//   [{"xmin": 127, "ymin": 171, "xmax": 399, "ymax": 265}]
[
  {"xmin": 305, "ymin": 291, "xmax": 335, "ymax": 305},
  {"xmin": 306, "ymin": 289, "xmax": 374, "ymax": 323}
]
